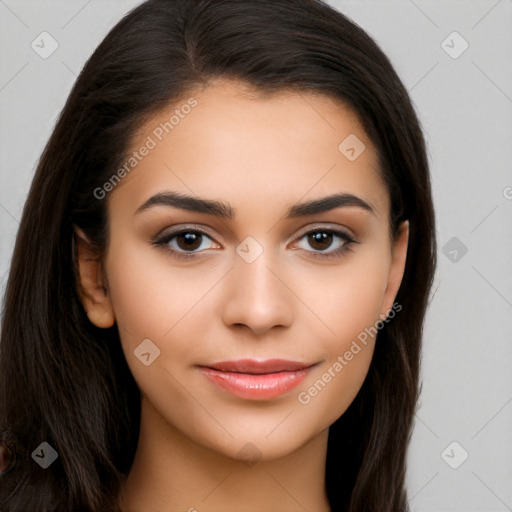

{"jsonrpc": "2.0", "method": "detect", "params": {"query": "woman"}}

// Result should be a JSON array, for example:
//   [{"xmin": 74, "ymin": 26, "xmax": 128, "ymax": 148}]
[{"xmin": 0, "ymin": 0, "xmax": 436, "ymax": 510}]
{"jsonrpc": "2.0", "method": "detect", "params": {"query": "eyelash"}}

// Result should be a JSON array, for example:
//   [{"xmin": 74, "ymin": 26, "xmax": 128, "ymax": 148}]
[{"xmin": 152, "ymin": 226, "xmax": 357, "ymax": 260}]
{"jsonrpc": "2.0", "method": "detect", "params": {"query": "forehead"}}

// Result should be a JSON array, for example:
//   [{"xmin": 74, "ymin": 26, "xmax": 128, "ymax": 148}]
[{"xmin": 108, "ymin": 80, "xmax": 389, "ymax": 220}]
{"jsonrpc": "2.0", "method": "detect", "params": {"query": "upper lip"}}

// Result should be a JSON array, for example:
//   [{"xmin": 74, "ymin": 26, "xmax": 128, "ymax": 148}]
[{"xmin": 201, "ymin": 359, "xmax": 315, "ymax": 374}]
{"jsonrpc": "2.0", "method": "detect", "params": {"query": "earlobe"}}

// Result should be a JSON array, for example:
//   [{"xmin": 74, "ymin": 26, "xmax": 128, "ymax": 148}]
[
  {"xmin": 381, "ymin": 220, "xmax": 409, "ymax": 317},
  {"xmin": 74, "ymin": 227, "xmax": 115, "ymax": 328}
]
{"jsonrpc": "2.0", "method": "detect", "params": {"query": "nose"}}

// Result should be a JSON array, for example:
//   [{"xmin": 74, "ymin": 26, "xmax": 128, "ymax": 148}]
[{"xmin": 220, "ymin": 251, "xmax": 294, "ymax": 337}]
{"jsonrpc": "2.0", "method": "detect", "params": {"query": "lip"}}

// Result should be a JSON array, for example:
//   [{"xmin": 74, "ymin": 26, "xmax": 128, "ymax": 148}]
[{"xmin": 198, "ymin": 359, "xmax": 315, "ymax": 400}]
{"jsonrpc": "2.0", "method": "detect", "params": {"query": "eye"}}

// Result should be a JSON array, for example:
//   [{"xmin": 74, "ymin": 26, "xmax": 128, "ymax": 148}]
[
  {"xmin": 294, "ymin": 229, "xmax": 356, "ymax": 258},
  {"xmin": 153, "ymin": 228, "xmax": 219, "ymax": 257}
]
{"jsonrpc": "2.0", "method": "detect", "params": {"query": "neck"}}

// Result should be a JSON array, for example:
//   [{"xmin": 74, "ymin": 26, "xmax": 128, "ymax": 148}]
[{"xmin": 120, "ymin": 396, "xmax": 331, "ymax": 512}]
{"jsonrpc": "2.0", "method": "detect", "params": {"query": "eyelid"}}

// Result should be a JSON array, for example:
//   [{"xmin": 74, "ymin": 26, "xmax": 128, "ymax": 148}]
[
  {"xmin": 154, "ymin": 223, "xmax": 354, "ymax": 242},
  {"xmin": 289, "ymin": 223, "xmax": 356, "ymax": 243},
  {"xmin": 152, "ymin": 222, "xmax": 358, "ymax": 260},
  {"xmin": 151, "ymin": 224, "xmax": 223, "ymax": 259},
  {"xmin": 153, "ymin": 223, "xmax": 221, "ymax": 245},
  {"xmin": 286, "ymin": 224, "xmax": 358, "ymax": 260}
]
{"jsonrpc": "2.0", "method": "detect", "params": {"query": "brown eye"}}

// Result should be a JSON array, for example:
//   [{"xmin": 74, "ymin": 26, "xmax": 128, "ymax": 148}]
[
  {"xmin": 155, "ymin": 229, "xmax": 217, "ymax": 254},
  {"xmin": 176, "ymin": 232, "xmax": 202, "ymax": 251},
  {"xmin": 307, "ymin": 232, "xmax": 333, "ymax": 251},
  {"xmin": 294, "ymin": 229, "xmax": 355, "ymax": 258}
]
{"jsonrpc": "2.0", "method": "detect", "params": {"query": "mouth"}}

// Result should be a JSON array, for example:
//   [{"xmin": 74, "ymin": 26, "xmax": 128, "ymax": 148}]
[{"xmin": 198, "ymin": 359, "xmax": 316, "ymax": 400}]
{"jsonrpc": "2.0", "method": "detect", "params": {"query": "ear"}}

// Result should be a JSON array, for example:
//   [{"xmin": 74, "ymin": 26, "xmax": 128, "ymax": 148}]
[
  {"xmin": 74, "ymin": 227, "xmax": 115, "ymax": 328},
  {"xmin": 380, "ymin": 220, "xmax": 409, "ymax": 318}
]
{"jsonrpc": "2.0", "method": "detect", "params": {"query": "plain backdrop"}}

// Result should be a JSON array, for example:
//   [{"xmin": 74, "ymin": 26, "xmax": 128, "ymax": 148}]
[{"xmin": 1, "ymin": 1, "xmax": 511, "ymax": 510}]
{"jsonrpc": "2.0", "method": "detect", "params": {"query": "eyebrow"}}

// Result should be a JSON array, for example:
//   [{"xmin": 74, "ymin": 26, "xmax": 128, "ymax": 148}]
[
  {"xmin": 288, "ymin": 193, "xmax": 374, "ymax": 217},
  {"xmin": 135, "ymin": 191, "xmax": 375, "ymax": 218},
  {"xmin": 135, "ymin": 191, "xmax": 233, "ymax": 218}
]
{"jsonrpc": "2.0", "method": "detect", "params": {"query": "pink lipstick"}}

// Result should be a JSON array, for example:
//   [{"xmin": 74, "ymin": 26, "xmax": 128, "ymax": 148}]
[{"xmin": 198, "ymin": 359, "xmax": 314, "ymax": 400}]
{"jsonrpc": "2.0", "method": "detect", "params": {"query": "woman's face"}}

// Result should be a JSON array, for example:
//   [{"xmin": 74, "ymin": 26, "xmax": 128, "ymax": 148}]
[{"xmin": 79, "ymin": 80, "xmax": 408, "ymax": 461}]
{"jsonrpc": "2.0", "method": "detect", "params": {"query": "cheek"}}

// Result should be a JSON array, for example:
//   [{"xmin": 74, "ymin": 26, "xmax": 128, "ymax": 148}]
[
  {"xmin": 292, "ymin": 251, "xmax": 390, "ymax": 344},
  {"xmin": 104, "ymin": 240, "xmax": 225, "ymax": 342},
  {"xmin": 292, "ymin": 256, "xmax": 390, "ymax": 426},
  {"xmin": 103, "ymin": 242, "xmax": 233, "ymax": 399}
]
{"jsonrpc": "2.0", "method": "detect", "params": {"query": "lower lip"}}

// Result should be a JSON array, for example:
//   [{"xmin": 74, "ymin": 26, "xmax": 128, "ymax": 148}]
[{"xmin": 199, "ymin": 367, "xmax": 311, "ymax": 400}]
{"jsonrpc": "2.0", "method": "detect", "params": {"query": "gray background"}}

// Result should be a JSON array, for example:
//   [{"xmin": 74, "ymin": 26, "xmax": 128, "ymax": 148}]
[{"xmin": 1, "ymin": 1, "xmax": 511, "ymax": 510}]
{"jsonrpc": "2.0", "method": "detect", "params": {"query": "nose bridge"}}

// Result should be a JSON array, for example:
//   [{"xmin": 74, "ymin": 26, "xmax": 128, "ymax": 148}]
[
  {"xmin": 220, "ymin": 239, "xmax": 294, "ymax": 333},
  {"xmin": 236, "ymin": 252, "xmax": 278, "ymax": 299}
]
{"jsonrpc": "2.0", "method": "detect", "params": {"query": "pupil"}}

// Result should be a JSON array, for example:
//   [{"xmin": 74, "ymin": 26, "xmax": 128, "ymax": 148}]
[
  {"xmin": 177, "ymin": 232, "xmax": 201, "ymax": 250},
  {"xmin": 308, "ymin": 232, "xmax": 332, "ymax": 251}
]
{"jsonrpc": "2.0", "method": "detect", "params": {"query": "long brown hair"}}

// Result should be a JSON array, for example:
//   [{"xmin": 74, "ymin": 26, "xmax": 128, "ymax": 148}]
[{"xmin": 0, "ymin": 1, "xmax": 436, "ymax": 510}]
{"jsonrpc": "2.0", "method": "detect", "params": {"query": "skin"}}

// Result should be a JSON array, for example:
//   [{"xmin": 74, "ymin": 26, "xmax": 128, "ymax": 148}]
[{"xmin": 76, "ymin": 79, "xmax": 408, "ymax": 512}]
